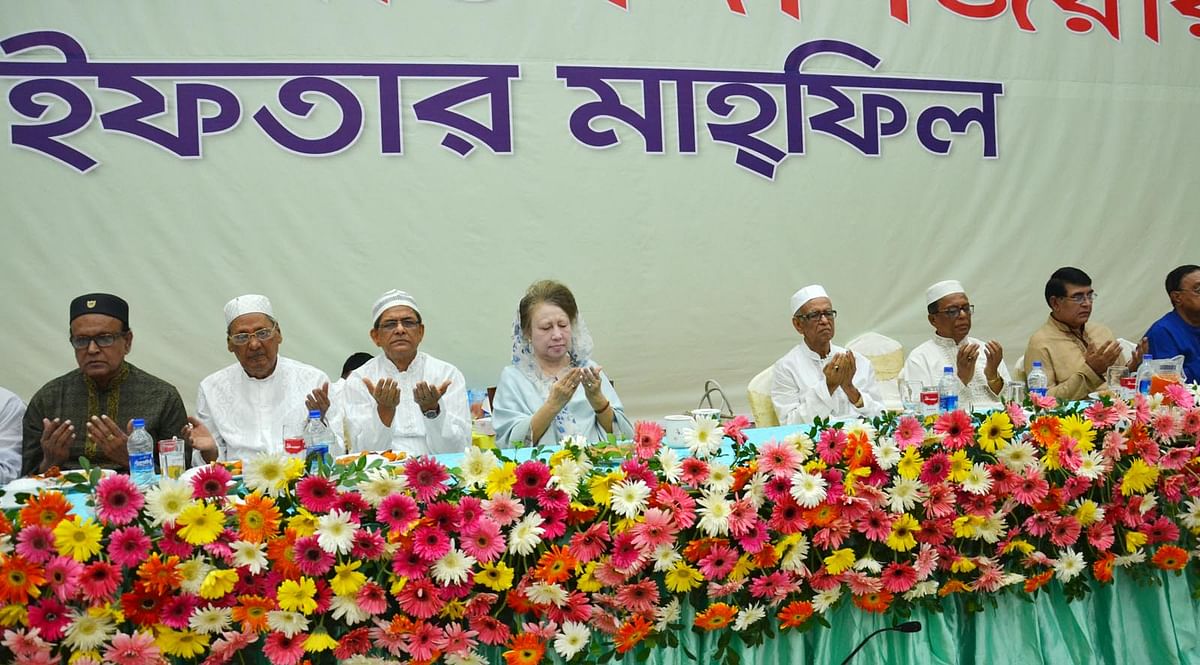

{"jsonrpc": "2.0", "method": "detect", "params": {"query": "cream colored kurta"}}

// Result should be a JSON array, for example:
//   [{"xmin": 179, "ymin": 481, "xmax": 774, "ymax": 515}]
[
  {"xmin": 1024, "ymin": 316, "xmax": 1118, "ymax": 401},
  {"xmin": 902, "ymin": 334, "xmax": 1011, "ymax": 411},
  {"xmin": 771, "ymin": 343, "xmax": 883, "ymax": 423}
]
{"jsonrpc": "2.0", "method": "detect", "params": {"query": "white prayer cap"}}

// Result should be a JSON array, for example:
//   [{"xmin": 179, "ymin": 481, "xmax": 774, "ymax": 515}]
[
  {"xmin": 790, "ymin": 284, "xmax": 829, "ymax": 316},
  {"xmin": 925, "ymin": 280, "xmax": 966, "ymax": 306},
  {"xmin": 372, "ymin": 289, "xmax": 421, "ymax": 323},
  {"xmin": 223, "ymin": 294, "xmax": 273, "ymax": 326}
]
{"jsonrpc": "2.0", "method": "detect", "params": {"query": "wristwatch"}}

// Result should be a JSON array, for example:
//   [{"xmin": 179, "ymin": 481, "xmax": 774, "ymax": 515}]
[{"xmin": 422, "ymin": 406, "xmax": 440, "ymax": 419}]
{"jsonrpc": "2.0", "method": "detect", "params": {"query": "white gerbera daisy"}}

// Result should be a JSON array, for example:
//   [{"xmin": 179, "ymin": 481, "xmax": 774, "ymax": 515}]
[
  {"xmin": 432, "ymin": 543, "xmax": 477, "ymax": 586},
  {"xmin": 853, "ymin": 556, "xmax": 882, "ymax": 573},
  {"xmin": 444, "ymin": 652, "xmax": 489, "ymax": 665},
  {"xmin": 230, "ymin": 540, "xmax": 269, "ymax": 575},
  {"xmin": 553, "ymin": 621, "xmax": 591, "ymax": 660},
  {"xmin": 696, "ymin": 492, "xmax": 732, "ymax": 536},
  {"xmin": 789, "ymin": 470, "xmax": 827, "ymax": 508},
  {"xmin": 507, "ymin": 512, "xmax": 545, "ymax": 556},
  {"xmin": 243, "ymin": 454, "xmax": 292, "ymax": 497},
  {"xmin": 316, "ymin": 509, "xmax": 359, "ymax": 555},
  {"xmin": 550, "ymin": 458, "xmax": 585, "ymax": 498},
  {"xmin": 358, "ymin": 467, "xmax": 408, "ymax": 507},
  {"xmin": 784, "ymin": 432, "xmax": 815, "ymax": 462},
  {"xmin": 960, "ymin": 463, "xmax": 993, "ymax": 495},
  {"xmin": 63, "ymin": 609, "xmax": 115, "ymax": 651},
  {"xmin": 872, "ymin": 438, "xmax": 901, "ymax": 470},
  {"xmin": 1114, "ymin": 550, "xmax": 1146, "ymax": 567},
  {"xmin": 610, "ymin": 479, "xmax": 651, "ymax": 518},
  {"xmin": 658, "ymin": 447, "xmax": 682, "ymax": 484},
  {"xmin": 267, "ymin": 610, "xmax": 309, "ymax": 637},
  {"xmin": 996, "ymin": 441, "xmax": 1038, "ymax": 471},
  {"xmin": 329, "ymin": 594, "xmax": 369, "ymax": 625},
  {"xmin": 744, "ymin": 472, "xmax": 767, "ymax": 510},
  {"xmin": 1181, "ymin": 499, "xmax": 1200, "ymax": 531},
  {"xmin": 812, "ymin": 587, "xmax": 842, "ymax": 613},
  {"xmin": 654, "ymin": 598, "xmax": 681, "ymax": 632},
  {"xmin": 1053, "ymin": 549, "xmax": 1085, "ymax": 581},
  {"xmin": 705, "ymin": 462, "xmax": 735, "ymax": 495},
  {"xmin": 733, "ymin": 603, "xmax": 766, "ymax": 631},
  {"xmin": 1074, "ymin": 451, "xmax": 1106, "ymax": 480},
  {"xmin": 887, "ymin": 477, "xmax": 925, "ymax": 513},
  {"xmin": 779, "ymin": 534, "xmax": 810, "ymax": 574},
  {"xmin": 652, "ymin": 544, "xmax": 682, "ymax": 572},
  {"xmin": 684, "ymin": 418, "xmax": 725, "ymax": 458},
  {"xmin": 903, "ymin": 581, "xmax": 939, "ymax": 600},
  {"xmin": 144, "ymin": 477, "xmax": 193, "ymax": 525},
  {"xmin": 460, "ymin": 447, "xmax": 499, "ymax": 489},
  {"xmin": 177, "ymin": 556, "xmax": 212, "ymax": 595},
  {"xmin": 525, "ymin": 581, "xmax": 569, "ymax": 607},
  {"xmin": 189, "ymin": 605, "xmax": 232, "ymax": 634},
  {"xmin": 977, "ymin": 514, "xmax": 1006, "ymax": 544}
]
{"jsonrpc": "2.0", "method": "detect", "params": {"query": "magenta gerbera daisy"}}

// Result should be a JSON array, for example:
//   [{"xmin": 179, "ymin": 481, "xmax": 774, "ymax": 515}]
[
  {"xmin": 80, "ymin": 560, "xmax": 121, "ymax": 602},
  {"xmin": 512, "ymin": 460, "xmax": 551, "ymax": 499},
  {"xmin": 390, "ymin": 545, "xmax": 430, "ymax": 579},
  {"xmin": 934, "ymin": 410, "xmax": 975, "ymax": 449},
  {"xmin": 27, "ymin": 597, "xmax": 71, "ymax": 640},
  {"xmin": 293, "ymin": 535, "xmax": 335, "ymax": 576},
  {"xmin": 698, "ymin": 542, "xmax": 739, "ymax": 580},
  {"xmin": 404, "ymin": 457, "xmax": 450, "ymax": 502},
  {"xmin": 376, "ymin": 493, "xmax": 418, "ymax": 532},
  {"xmin": 15, "ymin": 524, "xmax": 57, "ymax": 564},
  {"xmin": 351, "ymin": 530, "xmax": 387, "ymax": 560},
  {"xmin": 43, "ymin": 556, "xmax": 83, "ymax": 602},
  {"xmin": 160, "ymin": 593, "xmax": 199, "ymax": 630},
  {"xmin": 262, "ymin": 631, "xmax": 307, "ymax": 665},
  {"xmin": 412, "ymin": 524, "xmax": 451, "ymax": 562},
  {"xmin": 295, "ymin": 475, "xmax": 339, "ymax": 513},
  {"xmin": 424, "ymin": 501, "xmax": 463, "ymax": 533},
  {"xmin": 106, "ymin": 525, "xmax": 151, "ymax": 569},
  {"xmin": 95, "ymin": 474, "xmax": 145, "ymax": 525},
  {"xmin": 462, "ymin": 518, "xmax": 506, "ymax": 563},
  {"xmin": 191, "ymin": 464, "xmax": 233, "ymax": 499},
  {"xmin": 395, "ymin": 577, "xmax": 444, "ymax": 619}
]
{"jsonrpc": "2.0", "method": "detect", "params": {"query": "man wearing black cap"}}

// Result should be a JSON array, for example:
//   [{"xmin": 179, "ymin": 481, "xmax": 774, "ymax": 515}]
[{"xmin": 21, "ymin": 293, "xmax": 188, "ymax": 475}]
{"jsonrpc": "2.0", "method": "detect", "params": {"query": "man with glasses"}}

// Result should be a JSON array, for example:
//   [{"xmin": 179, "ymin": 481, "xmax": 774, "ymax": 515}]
[
  {"xmin": 1025, "ymin": 267, "xmax": 1146, "ymax": 401},
  {"xmin": 771, "ymin": 284, "xmax": 883, "ymax": 423},
  {"xmin": 1145, "ymin": 264, "xmax": 1200, "ymax": 383},
  {"xmin": 328, "ymin": 289, "xmax": 470, "ymax": 455},
  {"xmin": 902, "ymin": 280, "xmax": 1010, "ymax": 411},
  {"xmin": 189, "ymin": 294, "xmax": 332, "ymax": 463},
  {"xmin": 21, "ymin": 293, "xmax": 187, "ymax": 475}
]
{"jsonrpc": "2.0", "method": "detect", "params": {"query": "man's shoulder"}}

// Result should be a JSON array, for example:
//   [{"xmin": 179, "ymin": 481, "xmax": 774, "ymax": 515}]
[
  {"xmin": 125, "ymin": 363, "xmax": 183, "ymax": 398},
  {"xmin": 276, "ymin": 356, "xmax": 330, "ymax": 382},
  {"xmin": 1147, "ymin": 311, "xmax": 1180, "ymax": 334},
  {"xmin": 29, "ymin": 369, "xmax": 82, "ymax": 400},
  {"xmin": 420, "ymin": 352, "xmax": 465, "ymax": 377},
  {"xmin": 200, "ymin": 363, "xmax": 244, "ymax": 390}
]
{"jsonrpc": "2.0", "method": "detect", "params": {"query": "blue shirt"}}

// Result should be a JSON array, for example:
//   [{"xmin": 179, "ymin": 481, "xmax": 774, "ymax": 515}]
[{"xmin": 1145, "ymin": 310, "xmax": 1200, "ymax": 383}]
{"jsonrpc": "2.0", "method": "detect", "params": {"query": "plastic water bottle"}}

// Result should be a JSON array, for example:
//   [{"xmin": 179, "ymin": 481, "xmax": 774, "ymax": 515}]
[
  {"xmin": 938, "ymin": 366, "xmax": 959, "ymax": 413},
  {"xmin": 127, "ymin": 418, "xmax": 156, "ymax": 486},
  {"xmin": 1136, "ymin": 354, "xmax": 1153, "ymax": 395},
  {"xmin": 1027, "ymin": 361, "xmax": 1049, "ymax": 397},
  {"xmin": 302, "ymin": 410, "xmax": 335, "ymax": 473}
]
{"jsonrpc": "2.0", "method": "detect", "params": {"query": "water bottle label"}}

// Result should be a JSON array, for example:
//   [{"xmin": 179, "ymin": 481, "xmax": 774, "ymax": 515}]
[
  {"xmin": 129, "ymin": 451, "xmax": 155, "ymax": 479},
  {"xmin": 1138, "ymin": 379, "xmax": 1151, "ymax": 395},
  {"xmin": 307, "ymin": 443, "xmax": 330, "ymax": 472},
  {"xmin": 1030, "ymin": 387, "xmax": 1048, "ymax": 397},
  {"xmin": 939, "ymin": 395, "xmax": 959, "ymax": 412},
  {"xmin": 284, "ymin": 437, "xmax": 305, "ymax": 455}
]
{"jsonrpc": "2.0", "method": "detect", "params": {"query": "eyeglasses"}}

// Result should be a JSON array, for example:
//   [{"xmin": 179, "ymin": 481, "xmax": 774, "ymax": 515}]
[
  {"xmin": 228, "ymin": 325, "xmax": 277, "ymax": 346},
  {"xmin": 1063, "ymin": 292, "xmax": 1097, "ymax": 304},
  {"xmin": 797, "ymin": 310, "xmax": 837, "ymax": 322},
  {"xmin": 937, "ymin": 305, "xmax": 975, "ymax": 318},
  {"xmin": 1172, "ymin": 286, "xmax": 1200, "ymax": 296},
  {"xmin": 69, "ymin": 333, "xmax": 124, "ymax": 350},
  {"xmin": 377, "ymin": 318, "xmax": 421, "ymax": 332}
]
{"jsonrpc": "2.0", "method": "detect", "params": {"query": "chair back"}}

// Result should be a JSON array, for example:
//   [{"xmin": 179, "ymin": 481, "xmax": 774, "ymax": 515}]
[
  {"xmin": 845, "ymin": 332, "xmax": 905, "ymax": 380},
  {"xmin": 747, "ymin": 366, "xmax": 779, "ymax": 428}
]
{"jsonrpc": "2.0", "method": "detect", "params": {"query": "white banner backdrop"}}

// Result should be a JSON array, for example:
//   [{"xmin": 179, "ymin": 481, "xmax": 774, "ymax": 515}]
[{"xmin": 1, "ymin": 0, "xmax": 1197, "ymax": 420}]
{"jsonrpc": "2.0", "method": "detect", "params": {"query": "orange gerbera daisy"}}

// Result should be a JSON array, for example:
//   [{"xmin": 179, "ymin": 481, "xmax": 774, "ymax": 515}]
[
  {"xmin": 232, "ymin": 595, "xmax": 275, "ymax": 632},
  {"xmin": 18, "ymin": 491, "xmax": 73, "ymax": 529},
  {"xmin": 682, "ymin": 538, "xmax": 727, "ymax": 563},
  {"xmin": 844, "ymin": 432, "xmax": 874, "ymax": 468},
  {"xmin": 938, "ymin": 579, "xmax": 970, "ymax": 597},
  {"xmin": 264, "ymin": 529, "xmax": 301, "ymax": 579},
  {"xmin": 731, "ymin": 462, "xmax": 757, "ymax": 493},
  {"xmin": 1093, "ymin": 552, "xmax": 1115, "ymax": 583},
  {"xmin": 778, "ymin": 600, "xmax": 814, "ymax": 629},
  {"xmin": 1029, "ymin": 416, "xmax": 1062, "ymax": 447},
  {"xmin": 533, "ymin": 545, "xmax": 577, "ymax": 584},
  {"xmin": 0, "ymin": 554, "xmax": 45, "ymax": 605},
  {"xmin": 1152, "ymin": 545, "xmax": 1189, "ymax": 571},
  {"xmin": 805, "ymin": 504, "xmax": 840, "ymax": 528},
  {"xmin": 1023, "ymin": 570, "xmax": 1054, "ymax": 593},
  {"xmin": 502, "ymin": 633, "xmax": 545, "ymax": 665},
  {"xmin": 852, "ymin": 590, "xmax": 894, "ymax": 613},
  {"xmin": 753, "ymin": 544, "xmax": 779, "ymax": 568},
  {"xmin": 615, "ymin": 614, "xmax": 653, "ymax": 653},
  {"xmin": 567, "ymin": 503, "xmax": 599, "ymax": 525},
  {"xmin": 236, "ymin": 493, "xmax": 282, "ymax": 544},
  {"xmin": 0, "ymin": 512, "xmax": 13, "ymax": 536},
  {"xmin": 693, "ymin": 603, "xmax": 738, "ymax": 631},
  {"xmin": 136, "ymin": 553, "xmax": 182, "ymax": 594}
]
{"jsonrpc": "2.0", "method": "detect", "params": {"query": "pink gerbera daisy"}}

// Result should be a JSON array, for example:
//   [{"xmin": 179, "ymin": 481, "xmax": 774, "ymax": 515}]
[
  {"xmin": 406, "ymin": 621, "xmax": 443, "ymax": 661},
  {"xmin": 737, "ymin": 519, "xmax": 771, "ymax": 554},
  {"xmin": 617, "ymin": 460, "xmax": 656, "ymax": 488},
  {"xmin": 609, "ymin": 530, "xmax": 646, "ymax": 571},
  {"xmin": 894, "ymin": 416, "xmax": 925, "ymax": 448},
  {"xmin": 191, "ymin": 464, "xmax": 233, "ymax": 500},
  {"xmin": 412, "ymin": 524, "xmax": 451, "ymax": 562},
  {"xmin": 482, "ymin": 493, "xmax": 524, "ymax": 527},
  {"xmin": 1088, "ymin": 521, "xmax": 1115, "ymax": 550},
  {"xmin": 615, "ymin": 579, "xmax": 659, "ymax": 614},
  {"xmin": 15, "ymin": 525, "xmax": 57, "ymax": 564},
  {"xmin": 817, "ymin": 428, "xmax": 848, "ymax": 464},
  {"xmin": 1083, "ymin": 401, "xmax": 1119, "ymax": 428},
  {"xmin": 262, "ymin": 631, "xmax": 307, "ymax": 665},
  {"xmin": 470, "ymin": 615, "xmax": 511, "ymax": 646},
  {"xmin": 1164, "ymin": 383, "xmax": 1195, "ymax": 409},
  {"xmin": 679, "ymin": 458, "xmax": 709, "ymax": 487},
  {"xmin": 1012, "ymin": 470, "xmax": 1050, "ymax": 506},
  {"xmin": 293, "ymin": 535, "xmax": 335, "ymax": 576},
  {"xmin": 404, "ymin": 457, "xmax": 450, "ymax": 502},
  {"xmin": 920, "ymin": 452, "xmax": 951, "ymax": 485},
  {"xmin": 102, "ymin": 630, "xmax": 160, "ymax": 665},
  {"xmin": 160, "ymin": 593, "xmax": 199, "ymax": 630},
  {"xmin": 395, "ymin": 578, "xmax": 444, "ymax": 619},
  {"xmin": 769, "ymin": 496, "xmax": 807, "ymax": 534},
  {"xmin": 757, "ymin": 440, "xmax": 801, "ymax": 478},
  {"xmin": 95, "ymin": 474, "xmax": 145, "ymax": 525},
  {"xmin": 376, "ymin": 493, "xmax": 419, "ymax": 532},
  {"xmin": 1049, "ymin": 516, "xmax": 1082, "ymax": 547},
  {"xmin": 333, "ymin": 491, "xmax": 369, "ymax": 517},
  {"xmin": 80, "ymin": 560, "xmax": 121, "ymax": 602},
  {"xmin": 424, "ymin": 501, "xmax": 464, "ymax": 533},
  {"xmin": 632, "ymin": 421, "xmax": 664, "ymax": 460},
  {"xmin": 856, "ymin": 509, "xmax": 894, "ymax": 542},
  {"xmin": 2, "ymin": 627, "xmax": 50, "ymax": 660},
  {"xmin": 351, "ymin": 529, "xmax": 387, "ymax": 560},
  {"xmin": 1152, "ymin": 410, "xmax": 1183, "ymax": 441},
  {"xmin": 652, "ymin": 484, "xmax": 696, "ymax": 529},
  {"xmin": 697, "ymin": 542, "xmax": 738, "ymax": 580},
  {"xmin": 356, "ymin": 581, "xmax": 389, "ymax": 615},
  {"xmin": 726, "ymin": 499, "xmax": 756, "ymax": 537},
  {"xmin": 43, "ymin": 556, "xmax": 82, "ymax": 602},
  {"xmin": 512, "ymin": 460, "xmax": 551, "ymax": 499},
  {"xmin": 881, "ymin": 562, "xmax": 918, "ymax": 593},
  {"xmin": 27, "ymin": 598, "xmax": 71, "ymax": 640},
  {"xmin": 435, "ymin": 622, "xmax": 479, "ymax": 655},
  {"xmin": 295, "ymin": 476, "xmax": 339, "ymax": 513},
  {"xmin": 457, "ymin": 496, "xmax": 484, "ymax": 532},
  {"xmin": 390, "ymin": 545, "xmax": 429, "ymax": 579},
  {"xmin": 934, "ymin": 410, "xmax": 975, "ymax": 449},
  {"xmin": 106, "ymin": 526, "xmax": 151, "ymax": 569},
  {"xmin": 462, "ymin": 518, "xmax": 506, "ymax": 563},
  {"xmin": 1181, "ymin": 408, "xmax": 1200, "ymax": 436},
  {"xmin": 568, "ymin": 523, "xmax": 610, "ymax": 564},
  {"xmin": 208, "ymin": 631, "xmax": 259, "ymax": 664},
  {"xmin": 924, "ymin": 483, "xmax": 956, "ymax": 518},
  {"xmin": 1005, "ymin": 401, "xmax": 1029, "ymax": 428},
  {"xmin": 631, "ymin": 508, "xmax": 678, "ymax": 551}
]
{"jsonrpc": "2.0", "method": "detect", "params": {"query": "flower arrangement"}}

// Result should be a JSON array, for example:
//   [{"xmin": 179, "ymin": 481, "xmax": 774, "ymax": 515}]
[{"xmin": 1, "ymin": 386, "xmax": 1199, "ymax": 665}]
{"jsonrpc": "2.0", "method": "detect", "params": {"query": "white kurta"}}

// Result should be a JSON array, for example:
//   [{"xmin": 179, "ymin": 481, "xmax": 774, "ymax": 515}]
[
  {"xmin": 330, "ymin": 352, "xmax": 470, "ymax": 456},
  {"xmin": 0, "ymin": 387, "xmax": 26, "ymax": 485},
  {"xmin": 902, "ymin": 335, "xmax": 1011, "ymax": 411},
  {"xmin": 492, "ymin": 364, "xmax": 633, "ymax": 448},
  {"xmin": 771, "ymin": 343, "xmax": 884, "ymax": 423},
  {"xmin": 196, "ymin": 356, "xmax": 331, "ymax": 462}
]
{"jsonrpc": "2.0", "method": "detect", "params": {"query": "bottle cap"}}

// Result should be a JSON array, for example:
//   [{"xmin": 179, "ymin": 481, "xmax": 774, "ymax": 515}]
[
  {"xmin": 1032, "ymin": 361, "xmax": 1042, "ymax": 368},
  {"xmin": 943, "ymin": 366, "xmax": 953, "ymax": 373},
  {"xmin": 132, "ymin": 418, "xmax": 146, "ymax": 428},
  {"xmin": 308, "ymin": 410, "xmax": 321, "ymax": 419}
]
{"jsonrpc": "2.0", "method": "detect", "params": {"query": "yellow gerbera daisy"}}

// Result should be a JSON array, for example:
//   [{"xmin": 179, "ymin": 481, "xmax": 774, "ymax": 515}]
[
  {"xmin": 53, "ymin": 517, "xmax": 103, "ymax": 562},
  {"xmin": 176, "ymin": 502, "xmax": 226, "ymax": 546}
]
